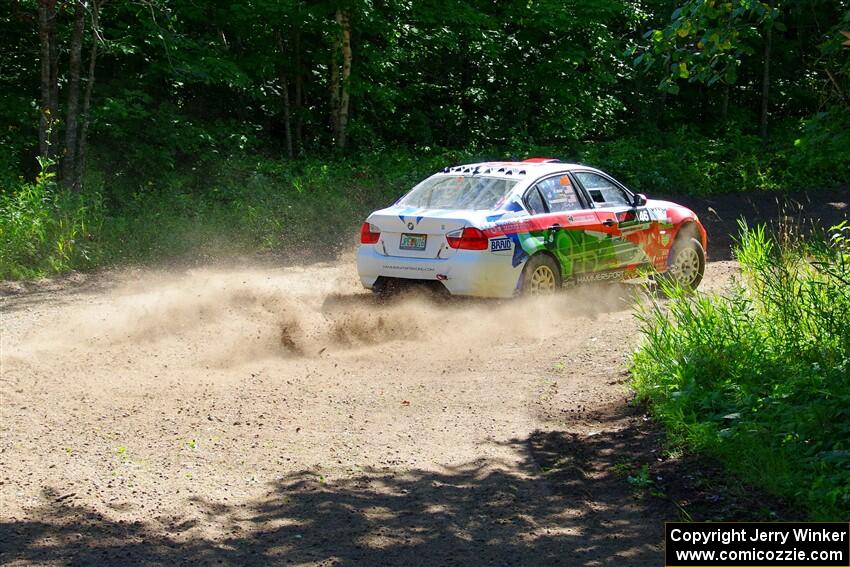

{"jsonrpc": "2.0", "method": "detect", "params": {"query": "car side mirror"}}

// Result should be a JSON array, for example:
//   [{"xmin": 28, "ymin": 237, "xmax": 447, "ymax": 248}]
[{"xmin": 633, "ymin": 193, "xmax": 647, "ymax": 207}]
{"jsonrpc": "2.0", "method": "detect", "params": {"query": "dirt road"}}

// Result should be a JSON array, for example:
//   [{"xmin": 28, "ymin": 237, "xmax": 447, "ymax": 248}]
[{"xmin": 1, "ymin": 188, "xmax": 847, "ymax": 566}]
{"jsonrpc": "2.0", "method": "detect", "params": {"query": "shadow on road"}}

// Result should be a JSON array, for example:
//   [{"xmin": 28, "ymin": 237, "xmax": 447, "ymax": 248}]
[{"xmin": 1, "ymin": 416, "xmax": 674, "ymax": 566}]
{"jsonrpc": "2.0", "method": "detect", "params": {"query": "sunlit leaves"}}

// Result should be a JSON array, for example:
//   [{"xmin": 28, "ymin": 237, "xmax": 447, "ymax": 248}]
[{"xmin": 633, "ymin": 0, "xmax": 777, "ymax": 91}]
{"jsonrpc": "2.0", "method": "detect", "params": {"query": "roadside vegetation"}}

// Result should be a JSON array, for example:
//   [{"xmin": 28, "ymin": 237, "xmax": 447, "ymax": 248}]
[
  {"xmin": 4, "ymin": 118, "xmax": 849, "ymax": 279},
  {"xmin": 632, "ymin": 222, "xmax": 850, "ymax": 519}
]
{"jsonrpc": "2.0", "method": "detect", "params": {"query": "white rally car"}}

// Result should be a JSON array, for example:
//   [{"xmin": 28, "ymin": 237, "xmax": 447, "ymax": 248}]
[{"xmin": 357, "ymin": 158, "xmax": 707, "ymax": 298}]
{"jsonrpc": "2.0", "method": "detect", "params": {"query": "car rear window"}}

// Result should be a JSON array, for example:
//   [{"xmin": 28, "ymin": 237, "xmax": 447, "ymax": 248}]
[{"xmin": 398, "ymin": 176, "xmax": 519, "ymax": 210}]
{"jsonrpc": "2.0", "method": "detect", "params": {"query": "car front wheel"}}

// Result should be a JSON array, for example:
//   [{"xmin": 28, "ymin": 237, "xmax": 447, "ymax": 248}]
[{"xmin": 660, "ymin": 236, "xmax": 705, "ymax": 291}]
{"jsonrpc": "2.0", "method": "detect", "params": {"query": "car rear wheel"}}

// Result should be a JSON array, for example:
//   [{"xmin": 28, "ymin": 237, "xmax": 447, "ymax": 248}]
[
  {"xmin": 660, "ymin": 236, "xmax": 705, "ymax": 291},
  {"xmin": 520, "ymin": 254, "xmax": 561, "ymax": 296}
]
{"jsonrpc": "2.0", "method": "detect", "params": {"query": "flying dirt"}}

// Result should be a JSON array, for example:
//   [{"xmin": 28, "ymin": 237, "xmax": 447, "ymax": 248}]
[{"xmin": 1, "ymin": 188, "xmax": 847, "ymax": 565}]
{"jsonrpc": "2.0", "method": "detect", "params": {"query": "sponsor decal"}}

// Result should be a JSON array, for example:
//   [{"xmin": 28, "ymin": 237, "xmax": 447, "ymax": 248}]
[
  {"xmin": 576, "ymin": 270, "xmax": 625, "ymax": 282},
  {"xmin": 493, "ymin": 220, "xmax": 526, "ymax": 235},
  {"xmin": 648, "ymin": 207, "xmax": 670, "ymax": 222},
  {"xmin": 490, "ymin": 237, "xmax": 512, "ymax": 252}
]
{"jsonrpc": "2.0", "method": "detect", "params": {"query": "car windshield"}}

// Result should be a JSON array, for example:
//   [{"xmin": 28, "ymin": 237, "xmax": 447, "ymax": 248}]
[{"xmin": 398, "ymin": 176, "xmax": 518, "ymax": 210}]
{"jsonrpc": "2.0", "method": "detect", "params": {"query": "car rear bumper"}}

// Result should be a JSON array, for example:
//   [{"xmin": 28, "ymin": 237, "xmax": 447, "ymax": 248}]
[{"xmin": 357, "ymin": 245, "xmax": 521, "ymax": 298}]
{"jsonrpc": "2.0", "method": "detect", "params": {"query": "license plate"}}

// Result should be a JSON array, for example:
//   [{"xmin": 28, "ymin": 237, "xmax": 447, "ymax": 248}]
[{"xmin": 399, "ymin": 233, "xmax": 427, "ymax": 251}]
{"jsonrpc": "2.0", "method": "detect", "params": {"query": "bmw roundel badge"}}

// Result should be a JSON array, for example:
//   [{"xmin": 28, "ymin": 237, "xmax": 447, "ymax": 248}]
[{"xmin": 407, "ymin": 222, "xmax": 415, "ymax": 230}]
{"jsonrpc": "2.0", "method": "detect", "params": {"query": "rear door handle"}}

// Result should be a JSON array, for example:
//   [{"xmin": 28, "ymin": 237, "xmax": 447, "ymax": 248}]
[{"xmin": 602, "ymin": 219, "xmax": 616, "ymax": 227}]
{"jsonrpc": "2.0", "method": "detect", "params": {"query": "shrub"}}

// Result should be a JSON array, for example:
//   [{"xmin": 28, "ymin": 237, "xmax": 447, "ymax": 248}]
[
  {"xmin": 631, "ymin": 222, "xmax": 850, "ymax": 519},
  {"xmin": 0, "ymin": 159, "xmax": 103, "ymax": 279},
  {"xmin": 790, "ymin": 108, "xmax": 850, "ymax": 187}
]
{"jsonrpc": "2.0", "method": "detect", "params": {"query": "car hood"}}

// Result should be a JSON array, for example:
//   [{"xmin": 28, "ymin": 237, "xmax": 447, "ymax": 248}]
[{"xmin": 645, "ymin": 198, "xmax": 699, "ymax": 220}]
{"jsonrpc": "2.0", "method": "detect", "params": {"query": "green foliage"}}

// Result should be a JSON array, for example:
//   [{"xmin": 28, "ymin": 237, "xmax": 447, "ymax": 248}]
[
  {"xmin": 791, "ymin": 108, "xmax": 850, "ymax": 186},
  {"xmin": 634, "ymin": 0, "xmax": 773, "ymax": 92},
  {"xmin": 0, "ymin": 159, "xmax": 102, "ymax": 279},
  {"xmin": 575, "ymin": 120, "xmax": 850, "ymax": 194},
  {"xmin": 632, "ymin": 223, "xmax": 850, "ymax": 519},
  {"xmin": 0, "ymin": 147, "xmax": 472, "ymax": 278},
  {"xmin": 627, "ymin": 464, "xmax": 655, "ymax": 490},
  {"xmin": 577, "ymin": 126, "xmax": 781, "ymax": 194},
  {"xmin": 93, "ymin": 149, "xmax": 472, "ymax": 263}
]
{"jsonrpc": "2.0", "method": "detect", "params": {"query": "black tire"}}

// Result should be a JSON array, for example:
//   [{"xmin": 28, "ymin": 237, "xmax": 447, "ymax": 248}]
[
  {"xmin": 519, "ymin": 254, "xmax": 561, "ymax": 296},
  {"xmin": 658, "ymin": 236, "xmax": 705, "ymax": 291}
]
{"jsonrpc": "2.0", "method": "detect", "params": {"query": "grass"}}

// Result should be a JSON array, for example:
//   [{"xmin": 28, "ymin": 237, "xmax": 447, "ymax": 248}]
[
  {"xmin": 0, "ymin": 152, "xmax": 443, "ymax": 279},
  {"xmin": 0, "ymin": 158, "xmax": 103, "ymax": 279},
  {"xmin": 631, "ymin": 222, "xmax": 850, "ymax": 519}
]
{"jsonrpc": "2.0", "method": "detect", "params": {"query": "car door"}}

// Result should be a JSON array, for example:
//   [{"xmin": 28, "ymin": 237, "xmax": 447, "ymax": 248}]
[
  {"xmin": 573, "ymin": 171, "xmax": 655, "ymax": 271},
  {"xmin": 523, "ymin": 173, "xmax": 613, "ymax": 279}
]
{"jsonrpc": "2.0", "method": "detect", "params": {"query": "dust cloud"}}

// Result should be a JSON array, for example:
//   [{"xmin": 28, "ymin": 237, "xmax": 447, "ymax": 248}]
[{"xmin": 4, "ymin": 249, "xmax": 640, "ymax": 372}]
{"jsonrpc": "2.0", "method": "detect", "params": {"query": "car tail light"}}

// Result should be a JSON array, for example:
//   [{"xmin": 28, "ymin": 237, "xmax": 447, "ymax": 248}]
[
  {"xmin": 446, "ymin": 227, "xmax": 488, "ymax": 250},
  {"xmin": 360, "ymin": 222, "xmax": 380, "ymax": 244}
]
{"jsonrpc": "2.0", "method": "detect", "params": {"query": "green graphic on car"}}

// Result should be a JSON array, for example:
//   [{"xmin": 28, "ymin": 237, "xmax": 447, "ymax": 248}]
[{"xmin": 510, "ymin": 227, "xmax": 646, "ymax": 278}]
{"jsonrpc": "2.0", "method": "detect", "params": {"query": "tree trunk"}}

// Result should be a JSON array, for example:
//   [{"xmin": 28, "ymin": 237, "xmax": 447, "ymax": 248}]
[
  {"xmin": 336, "ymin": 9, "xmax": 351, "ymax": 149},
  {"xmin": 38, "ymin": 0, "xmax": 57, "ymax": 161},
  {"xmin": 721, "ymin": 83, "xmax": 730, "ymax": 122},
  {"xmin": 329, "ymin": 17, "xmax": 340, "ymax": 144},
  {"xmin": 760, "ymin": 0, "xmax": 774, "ymax": 144},
  {"xmin": 75, "ymin": 0, "xmax": 101, "ymax": 191},
  {"xmin": 48, "ymin": 0, "xmax": 60, "ymax": 157},
  {"xmin": 275, "ymin": 30, "xmax": 294, "ymax": 159},
  {"xmin": 63, "ymin": 0, "xmax": 86, "ymax": 191},
  {"xmin": 294, "ymin": 30, "xmax": 303, "ymax": 153},
  {"xmin": 657, "ymin": 89, "xmax": 667, "ymax": 126}
]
